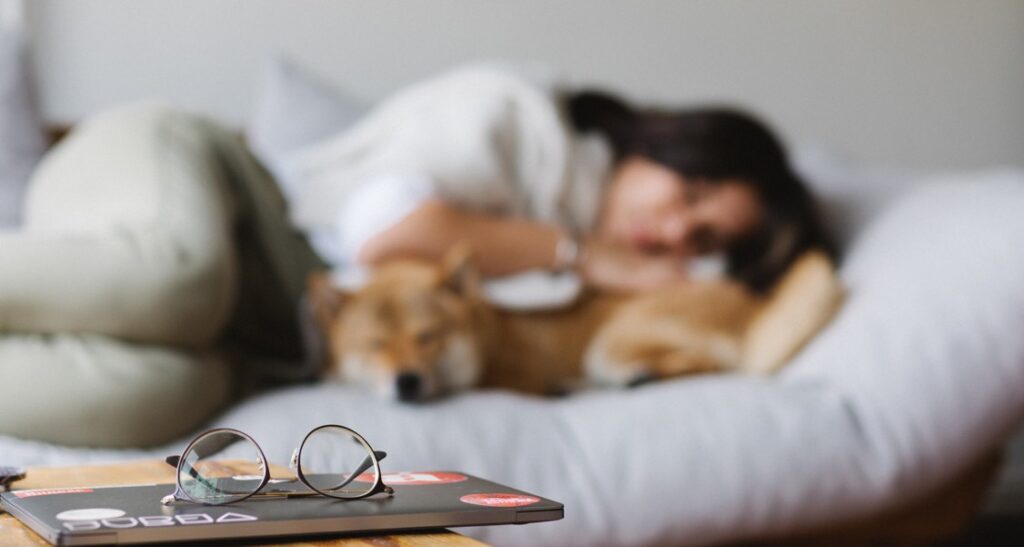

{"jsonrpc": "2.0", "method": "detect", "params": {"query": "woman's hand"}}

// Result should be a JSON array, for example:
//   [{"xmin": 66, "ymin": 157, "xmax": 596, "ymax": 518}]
[
  {"xmin": 359, "ymin": 200, "xmax": 690, "ymax": 291},
  {"xmin": 579, "ymin": 238, "xmax": 690, "ymax": 292}
]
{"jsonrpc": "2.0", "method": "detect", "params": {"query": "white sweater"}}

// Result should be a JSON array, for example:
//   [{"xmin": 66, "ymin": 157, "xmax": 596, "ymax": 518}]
[{"xmin": 281, "ymin": 65, "xmax": 614, "ymax": 267}]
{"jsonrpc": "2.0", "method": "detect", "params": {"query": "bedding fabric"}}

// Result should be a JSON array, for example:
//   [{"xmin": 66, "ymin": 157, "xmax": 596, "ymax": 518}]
[{"xmin": 1, "ymin": 171, "xmax": 1022, "ymax": 545}]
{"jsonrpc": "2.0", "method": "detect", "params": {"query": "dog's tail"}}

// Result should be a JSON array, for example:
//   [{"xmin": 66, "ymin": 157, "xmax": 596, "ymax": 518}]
[{"xmin": 741, "ymin": 250, "xmax": 844, "ymax": 375}]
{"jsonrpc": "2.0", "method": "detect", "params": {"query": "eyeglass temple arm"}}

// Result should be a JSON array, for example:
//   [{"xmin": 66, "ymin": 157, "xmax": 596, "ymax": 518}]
[
  {"xmin": 351, "ymin": 450, "xmax": 387, "ymax": 480},
  {"xmin": 161, "ymin": 454, "xmax": 203, "ymax": 485},
  {"xmin": 165, "ymin": 455, "xmax": 204, "ymax": 484},
  {"xmin": 373, "ymin": 451, "xmax": 394, "ymax": 494},
  {"xmin": 162, "ymin": 454, "xmax": 223, "ymax": 504},
  {"xmin": 165, "ymin": 455, "xmax": 202, "ymax": 481},
  {"xmin": 311, "ymin": 452, "xmax": 387, "ymax": 495},
  {"xmin": 319, "ymin": 450, "xmax": 388, "ymax": 492}
]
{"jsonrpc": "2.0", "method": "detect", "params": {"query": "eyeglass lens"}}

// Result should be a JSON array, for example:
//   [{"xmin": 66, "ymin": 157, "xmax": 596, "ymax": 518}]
[
  {"xmin": 179, "ymin": 430, "xmax": 266, "ymax": 504},
  {"xmin": 299, "ymin": 426, "xmax": 379, "ymax": 498}
]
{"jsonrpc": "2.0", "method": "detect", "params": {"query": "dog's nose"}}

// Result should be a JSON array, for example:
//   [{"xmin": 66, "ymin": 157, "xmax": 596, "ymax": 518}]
[
  {"xmin": 396, "ymin": 372, "xmax": 423, "ymax": 402},
  {"xmin": 627, "ymin": 372, "xmax": 656, "ymax": 388}
]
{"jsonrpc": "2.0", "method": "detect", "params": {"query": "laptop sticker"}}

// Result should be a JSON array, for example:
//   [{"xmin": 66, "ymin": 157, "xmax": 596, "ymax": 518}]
[
  {"xmin": 13, "ymin": 488, "xmax": 94, "ymax": 498},
  {"xmin": 56, "ymin": 508, "xmax": 126, "ymax": 521},
  {"xmin": 355, "ymin": 471, "xmax": 468, "ymax": 485},
  {"xmin": 459, "ymin": 493, "xmax": 540, "ymax": 508}
]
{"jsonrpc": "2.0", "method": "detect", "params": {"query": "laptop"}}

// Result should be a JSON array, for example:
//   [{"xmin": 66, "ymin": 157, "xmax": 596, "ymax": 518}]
[{"xmin": 1, "ymin": 470, "xmax": 563, "ymax": 545}]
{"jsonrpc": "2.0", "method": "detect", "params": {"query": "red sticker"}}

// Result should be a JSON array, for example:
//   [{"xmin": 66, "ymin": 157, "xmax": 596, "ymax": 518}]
[
  {"xmin": 355, "ymin": 471, "xmax": 468, "ymax": 485},
  {"xmin": 460, "ymin": 493, "xmax": 540, "ymax": 508},
  {"xmin": 14, "ymin": 488, "xmax": 94, "ymax": 498}
]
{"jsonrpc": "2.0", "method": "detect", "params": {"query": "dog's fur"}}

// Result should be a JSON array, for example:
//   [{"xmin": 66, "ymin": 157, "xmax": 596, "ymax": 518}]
[{"xmin": 308, "ymin": 248, "xmax": 843, "ymax": 401}]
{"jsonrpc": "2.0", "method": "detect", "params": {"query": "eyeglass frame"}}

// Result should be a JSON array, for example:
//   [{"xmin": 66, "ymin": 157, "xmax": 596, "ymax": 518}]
[{"xmin": 161, "ymin": 424, "xmax": 394, "ymax": 506}]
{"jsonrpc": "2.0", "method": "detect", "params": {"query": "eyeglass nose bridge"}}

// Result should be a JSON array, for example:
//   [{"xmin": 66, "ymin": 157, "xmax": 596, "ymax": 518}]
[{"xmin": 289, "ymin": 447, "xmax": 300, "ymax": 470}]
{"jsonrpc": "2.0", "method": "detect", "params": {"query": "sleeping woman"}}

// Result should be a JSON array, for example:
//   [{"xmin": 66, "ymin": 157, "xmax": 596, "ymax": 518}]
[
  {"xmin": 283, "ymin": 65, "xmax": 833, "ymax": 299},
  {"xmin": 0, "ymin": 64, "xmax": 833, "ymax": 446}
]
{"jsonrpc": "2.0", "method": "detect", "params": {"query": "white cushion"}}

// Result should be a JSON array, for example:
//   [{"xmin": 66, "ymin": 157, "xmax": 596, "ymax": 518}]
[
  {"xmin": 245, "ymin": 55, "xmax": 366, "ymax": 193},
  {"xmin": 0, "ymin": 26, "xmax": 46, "ymax": 228},
  {"xmin": 791, "ymin": 142, "xmax": 933, "ymax": 251}
]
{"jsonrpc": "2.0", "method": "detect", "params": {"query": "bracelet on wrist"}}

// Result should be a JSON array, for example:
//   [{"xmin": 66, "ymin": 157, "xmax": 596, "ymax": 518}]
[{"xmin": 554, "ymin": 232, "xmax": 583, "ymax": 272}]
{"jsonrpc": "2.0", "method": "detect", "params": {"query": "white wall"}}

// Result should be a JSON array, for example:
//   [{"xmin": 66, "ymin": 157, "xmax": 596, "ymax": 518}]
[
  {"xmin": 22, "ymin": 0, "xmax": 1024, "ymax": 169},
  {"xmin": 0, "ymin": 0, "xmax": 24, "ymax": 28}
]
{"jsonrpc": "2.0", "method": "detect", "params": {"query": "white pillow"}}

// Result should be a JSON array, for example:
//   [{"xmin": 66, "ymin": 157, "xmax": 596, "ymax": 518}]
[
  {"xmin": 246, "ymin": 55, "xmax": 366, "ymax": 193},
  {"xmin": 213, "ymin": 173, "xmax": 1024, "ymax": 546},
  {"xmin": 791, "ymin": 141, "xmax": 932, "ymax": 252},
  {"xmin": 0, "ymin": 26, "xmax": 46, "ymax": 228}
]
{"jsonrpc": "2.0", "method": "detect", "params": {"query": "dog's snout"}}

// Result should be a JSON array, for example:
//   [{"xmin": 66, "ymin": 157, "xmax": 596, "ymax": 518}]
[{"xmin": 396, "ymin": 372, "xmax": 423, "ymax": 402}]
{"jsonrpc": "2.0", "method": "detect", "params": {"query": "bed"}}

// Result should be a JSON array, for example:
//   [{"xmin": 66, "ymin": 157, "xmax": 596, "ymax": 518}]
[{"xmin": 1, "ymin": 57, "xmax": 1023, "ymax": 545}]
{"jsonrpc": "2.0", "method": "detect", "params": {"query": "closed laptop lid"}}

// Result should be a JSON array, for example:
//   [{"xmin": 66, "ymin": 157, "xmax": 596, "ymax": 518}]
[{"xmin": 1, "ymin": 470, "xmax": 562, "ymax": 545}]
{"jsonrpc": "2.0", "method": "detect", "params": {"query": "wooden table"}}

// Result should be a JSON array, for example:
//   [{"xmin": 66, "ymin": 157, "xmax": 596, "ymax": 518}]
[{"xmin": 0, "ymin": 460, "xmax": 486, "ymax": 546}]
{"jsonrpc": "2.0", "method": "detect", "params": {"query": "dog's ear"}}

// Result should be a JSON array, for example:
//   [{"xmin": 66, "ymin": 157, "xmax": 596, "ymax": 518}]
[
  {"xmin": 307, "ymin": 271, "xmax": 348, "ymax": 330},
  {"xmin": 438, "ymin": 243, "xmax": 480, "ymax": 297}
]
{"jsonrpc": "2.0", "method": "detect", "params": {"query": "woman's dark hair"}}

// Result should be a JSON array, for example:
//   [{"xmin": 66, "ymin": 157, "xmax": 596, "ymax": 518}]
[{"xmin": 567, "ymin": 91, "xmax": 835, "ymax": 293}]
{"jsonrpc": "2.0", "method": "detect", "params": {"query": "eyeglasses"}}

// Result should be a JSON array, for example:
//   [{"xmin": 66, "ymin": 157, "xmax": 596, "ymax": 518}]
[{"xmin": 161, "ymin": 425, "xmax": 394, "ymax": 505}]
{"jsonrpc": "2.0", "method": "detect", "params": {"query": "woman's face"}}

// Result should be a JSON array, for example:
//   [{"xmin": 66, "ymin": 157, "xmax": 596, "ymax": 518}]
[{"xmin": 597, "ymin": 155, "xmax": 763, "ymax": 257}]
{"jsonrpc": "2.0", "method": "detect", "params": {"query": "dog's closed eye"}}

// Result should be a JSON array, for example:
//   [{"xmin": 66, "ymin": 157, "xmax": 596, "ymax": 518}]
[
  {"xmin": 415, "ymin": 328, "xmax": 442, "ymax": 346},
  {"xmin": 365, "ymin": 336, "xmax": 388, "ymax": 351}
]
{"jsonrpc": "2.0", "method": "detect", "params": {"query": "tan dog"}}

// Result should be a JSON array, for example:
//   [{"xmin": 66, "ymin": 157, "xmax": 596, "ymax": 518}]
[{"xmin": 308, "ymin": 249, "xmax": 843, "ymax": 401}]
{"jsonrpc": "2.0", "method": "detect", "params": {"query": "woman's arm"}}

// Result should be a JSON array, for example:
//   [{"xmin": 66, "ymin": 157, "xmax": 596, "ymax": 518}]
[
  {"xmin": 357, "ymin": 200, "xmax": 561, "ymax": 276},
  {"xmin": 358, "ymin": 200, "xmax": 690, "ymax": 291}
]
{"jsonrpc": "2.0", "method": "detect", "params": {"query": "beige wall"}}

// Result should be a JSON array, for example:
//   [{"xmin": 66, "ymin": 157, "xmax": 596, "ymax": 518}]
[{"xmin": 21, "ymin": 0, "xmax": 1024, "ymax": 169}]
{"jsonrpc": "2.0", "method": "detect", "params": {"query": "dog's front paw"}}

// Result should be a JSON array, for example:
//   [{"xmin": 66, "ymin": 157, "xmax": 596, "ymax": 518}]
[
  {"xmin": 583, "ymin": 341, "xmax": 657, "ymax": 389},
  {"xmin": 584, "ymin": 329, "xmax": 736, "ymax": 388}
]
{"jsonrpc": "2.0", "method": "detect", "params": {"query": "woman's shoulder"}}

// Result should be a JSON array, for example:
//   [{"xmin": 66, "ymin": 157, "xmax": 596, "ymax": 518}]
[{"xmin": 423, "ymin": 61, "xmax": 562, "ymax": 94}]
